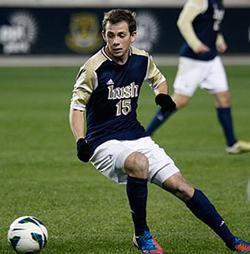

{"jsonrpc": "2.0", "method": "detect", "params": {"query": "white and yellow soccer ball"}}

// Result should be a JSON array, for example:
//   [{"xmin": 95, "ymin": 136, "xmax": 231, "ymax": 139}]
[{"xmin": 7, "ymin": 216, "xmax": 48, "ymax": 253}]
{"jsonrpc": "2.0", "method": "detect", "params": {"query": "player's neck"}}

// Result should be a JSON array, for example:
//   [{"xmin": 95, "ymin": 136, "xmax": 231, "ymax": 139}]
[{"xmin": 104, "ymin": 47, "xmax": 129, "ymax": 65}]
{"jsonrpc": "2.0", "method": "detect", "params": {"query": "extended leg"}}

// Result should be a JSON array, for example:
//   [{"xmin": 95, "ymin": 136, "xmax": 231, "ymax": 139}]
[{"xmin": 162, "ymin": 172, "xmax": 250, "ymax": 252}]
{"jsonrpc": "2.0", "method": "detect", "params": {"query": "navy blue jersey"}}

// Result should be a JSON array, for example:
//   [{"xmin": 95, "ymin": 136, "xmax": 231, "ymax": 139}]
[
  {"xmin": 70, "ymin": 46, "xmax": 166, "ymax": 153},
  {"xmin": 180, "ymin": 0, "xmax": 225, "ymax": 61}
]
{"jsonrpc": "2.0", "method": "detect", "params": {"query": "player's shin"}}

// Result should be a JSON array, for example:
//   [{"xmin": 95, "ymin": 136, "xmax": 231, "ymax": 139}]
[
  {"xmin": 146, "ymin": 108, "xmax": 176, "ymax": 136},
  {"xmin": 186, "ymin": 189, "xmax": 235, "ymax": 247},
  {"xmin": 126, "ymin": 176, "xmax": 149, "ymax": 236}
]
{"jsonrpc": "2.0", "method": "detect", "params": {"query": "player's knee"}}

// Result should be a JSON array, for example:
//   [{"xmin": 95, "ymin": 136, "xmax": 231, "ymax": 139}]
[
  {"xmin": 177, "ymin": 99, "xmax": 189, "ymax": 108},
  {"xmin": 175, "ymin": 184, "xmax": 194, "ymax": 201},
  {"xmin": 163, "ymin": 173, "xmax": 194, "ymax": 201},
  {"xmin": 172, "ymin": 95, "xmax": 189, "ymax": 108},
  {"xmin": 124, "ymin": 152, "xmax": 149, "ymax": 179},
  {"xmin": 215, "ymin": 91, "xmax": 231, "ymax": 107}
]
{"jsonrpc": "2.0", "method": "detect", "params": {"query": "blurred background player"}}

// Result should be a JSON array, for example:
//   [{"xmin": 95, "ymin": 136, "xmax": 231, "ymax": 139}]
[
  {"xmin": 146, "ymin": 0, "xmax": 250, "ymax": 155},
  {"xmin": 69, "ymin": 9, "xmax": 250, "ymax": 254}
]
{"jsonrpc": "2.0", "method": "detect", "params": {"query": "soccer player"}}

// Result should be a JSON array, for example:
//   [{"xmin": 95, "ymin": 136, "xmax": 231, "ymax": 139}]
[
  {"xmin": 146, "ymin": 0, "xmax": 250, "ymax": 155},
  {"xmin": 69, "ymin": 9, "xmax": 250, "ymax": 254}
]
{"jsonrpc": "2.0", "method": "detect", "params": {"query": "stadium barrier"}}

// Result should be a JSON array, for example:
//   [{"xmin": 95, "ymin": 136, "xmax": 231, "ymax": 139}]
[
  {"xmin": 0, "ymin": 7, "xmax": 250, "ymax": 55},
  {"xmin": 0, "ymin": 6, "xmax": 249, "ymax": 65}
]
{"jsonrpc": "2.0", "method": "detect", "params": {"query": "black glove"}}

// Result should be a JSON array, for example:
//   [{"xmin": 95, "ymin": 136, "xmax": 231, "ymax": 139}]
[
  {"xmin": 155, "ymin": 94, "xmax": 176, "ymax": 113},
  {"xmin": 77, "ymin": 138, "xmax": 91, "ymax": 162}
]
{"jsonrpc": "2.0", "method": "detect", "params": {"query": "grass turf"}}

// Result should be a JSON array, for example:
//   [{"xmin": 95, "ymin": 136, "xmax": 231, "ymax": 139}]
[{"xmin": 0, "ymin": 65, "xmax": 249, "ymax": 253}]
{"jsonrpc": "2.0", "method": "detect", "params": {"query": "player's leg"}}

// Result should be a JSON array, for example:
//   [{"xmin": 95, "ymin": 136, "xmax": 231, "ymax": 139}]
[
  {"xmin": 141, "ymin": 136, "xmax": 250, "ymax": 252},
  {"xmin": 160, "ymin": 172, "xmax": 250, "ymax": 252},
  {"xmin": 124, "ymin": 152, "xmax": 149, "ymax": 236},
  {"xmin": 146, "ymin": 93, "xmax": 190, "ymax": 135},
  {"xmin": 162, "ymin": 173, "xmax": 236, "ymax": 246},
  {"xmin": 214, "ymin": 90, "xmax": 237, "ymax": 146},
  {"xmin": 124, "ymin": 151, "xmax": 165, "ymax": 254},
  {"xmin": 91, "ymin": 141, "xmax": 150, "ymax": 237},
  {"xmin": 214, "ymin": 91, "xmax": 250, "ymax": 154},
  {"xmin": 204, "ymin": 56, "xmax": 250, "ymax": 154},
  {"xmin": 90, "ymin": 140, "xmax": 164, "ymax": 253},
  {"xmin": 149, "ymin": 146, "xmax": 237, "ymax": 250}
]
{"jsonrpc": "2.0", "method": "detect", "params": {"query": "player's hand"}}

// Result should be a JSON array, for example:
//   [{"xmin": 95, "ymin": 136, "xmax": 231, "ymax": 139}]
[
  {"xmin": 216, "ymin": 34, "xmax": 227, "ymax": 54},
  {"xmin": 76, "ymin": 138, "xmax": 91, "ymax": 162},
  {"xmin": 193, "ymin": 43, "xmax": 210, "ymax": 54},
  {"xmin": 155, "ymin": 94, "xmax": 176, "ymax": 113},
  {"xmin": 216, "ymin": 41, "xmax": 227, "ymax": 53}
]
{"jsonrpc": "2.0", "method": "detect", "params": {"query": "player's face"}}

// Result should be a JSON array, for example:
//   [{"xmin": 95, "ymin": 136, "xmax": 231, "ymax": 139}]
[{"xmin": 102, "ymin": 21, "xmax": 136, "ymax": 63}]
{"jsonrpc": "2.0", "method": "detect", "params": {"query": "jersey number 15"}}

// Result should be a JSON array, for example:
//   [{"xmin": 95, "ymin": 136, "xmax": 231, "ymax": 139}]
[{"xmin": 115, "ymin": 99, "xmax": 132, "ymax": 116}]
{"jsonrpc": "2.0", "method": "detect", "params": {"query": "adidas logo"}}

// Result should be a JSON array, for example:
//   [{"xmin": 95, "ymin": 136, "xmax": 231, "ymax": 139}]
[
  {"xmin": 219, "ymin": 220, "xmax": 225, "ymax": 227},
  {"xmin": 106, "ymin": 79, "xmax": 114, "ymax": 85}
]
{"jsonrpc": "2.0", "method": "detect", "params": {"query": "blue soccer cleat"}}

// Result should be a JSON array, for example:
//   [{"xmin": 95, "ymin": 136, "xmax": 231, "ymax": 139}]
[
  {"xmin": 228, "ymin": 237, "xmax": 250, "ymax": 252},
  {"xmin": 133, "ymin": 230, "xmax": 166, "ymax": 254}
]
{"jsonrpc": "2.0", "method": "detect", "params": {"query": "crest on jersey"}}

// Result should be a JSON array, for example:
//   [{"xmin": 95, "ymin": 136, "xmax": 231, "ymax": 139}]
[
  {"xmin": 0, "ymin": 12, "xmax": 38, "ymax": 54},
  {"xmin": 133, "ymin": 12, "xmax": 159, "ymax": 52},
  {"xmin": 66, "ymin": 13, "xmax": 102, "ymax": 53}
]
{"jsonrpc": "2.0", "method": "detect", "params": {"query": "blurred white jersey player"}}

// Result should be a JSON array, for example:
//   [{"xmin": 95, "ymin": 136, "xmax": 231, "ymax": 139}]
[{"xmin": 146, "ymin": 0, "xmax": 250, "ymax": 154}]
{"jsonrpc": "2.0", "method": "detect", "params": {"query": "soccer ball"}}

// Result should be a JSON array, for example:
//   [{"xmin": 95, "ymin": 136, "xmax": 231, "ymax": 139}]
[{"xmin": 7, "ymin": 216, "xmax": 48, "ymax": 253}]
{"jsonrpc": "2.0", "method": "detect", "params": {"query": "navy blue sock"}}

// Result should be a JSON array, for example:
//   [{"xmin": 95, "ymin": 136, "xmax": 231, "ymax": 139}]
[
  {"xmin": 186, "ymin": 189, "xmax": 235, "ymax": 247},
  {"xmin": 146, "ymin": 108, "xmax": 176, "ymax": 135},
  {"xmin": 216, "ymin": 107, "xmax": 237, "ymax": 146},
  {"xmin": 126, "ymin": 176, "xmax": 149, "ymax": 236}
]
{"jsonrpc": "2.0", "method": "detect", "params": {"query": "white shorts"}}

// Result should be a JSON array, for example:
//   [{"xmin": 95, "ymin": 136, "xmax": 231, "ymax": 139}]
[
  {"xmin": 173, "ymin": 56, "xmax": 228, "ymax": 97},
  {"xmin": 90, "ymin": 137, "xmax": 179, "ymax": 186}
]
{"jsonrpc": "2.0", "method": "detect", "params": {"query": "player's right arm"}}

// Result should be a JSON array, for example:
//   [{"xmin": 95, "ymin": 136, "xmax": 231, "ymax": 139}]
[
  {"xmin": 177, "ymin": 0, "xmax": 210, "ymax": 54},
  {"xmin": 69, "ymin": 66, "xmax": 94, "ymax": 162},
  {"xmin": 69, "ymin": 109, "xmax": 91, "ymax": 162},
  {"xmin": 69, "ymin": 109, "xmax": 84, "ymax": 141}
]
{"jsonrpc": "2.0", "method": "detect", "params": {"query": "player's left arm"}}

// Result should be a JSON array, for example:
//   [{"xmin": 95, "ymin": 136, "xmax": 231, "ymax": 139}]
[
  {"xmin": 216, "ymin": 33, "xmax": 227, "ymax": 53},
  {"xmin": 153, "ymin": 81, "xmax": 176, "ymax": 112},
  {"xmin": 145, "ymin": 56, "xmax": 176, "ymax": 112}
]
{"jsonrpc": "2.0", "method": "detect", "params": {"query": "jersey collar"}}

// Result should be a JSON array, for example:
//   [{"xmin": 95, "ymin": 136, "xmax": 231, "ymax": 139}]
[{"xmin": 101, "ymin": 47, "xmax": 132, "ymax": 62}]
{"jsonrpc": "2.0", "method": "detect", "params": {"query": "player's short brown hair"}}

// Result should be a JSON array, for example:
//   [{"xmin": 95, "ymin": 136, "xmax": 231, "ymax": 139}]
[{"xmin": 102, "ymin": 9, "xmax": 136, "ymax": 34}]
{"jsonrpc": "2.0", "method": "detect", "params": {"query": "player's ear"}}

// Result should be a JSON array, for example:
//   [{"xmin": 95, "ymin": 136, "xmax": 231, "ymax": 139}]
[
  {"xmin": 102, "ymin": 31, "xmax": 107, "ymax": 42},
  {"xmin": 131, "ymin": 31, "xmax": 137, "ymax": 43}
]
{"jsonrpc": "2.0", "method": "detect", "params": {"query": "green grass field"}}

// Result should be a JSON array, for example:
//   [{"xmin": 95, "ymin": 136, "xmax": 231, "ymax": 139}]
[{"xmin": 0, "ymin": 65, "xmax": 249, "ymax": 254}]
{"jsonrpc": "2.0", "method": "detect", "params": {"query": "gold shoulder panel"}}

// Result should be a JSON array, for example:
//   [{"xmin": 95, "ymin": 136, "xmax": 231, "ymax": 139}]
[
  {"xmin": 70, "ymin": 49, "xmax": 107, "ymax": 111},
  {"xmin": 130, "ymin": 46, "xmax": 165, "ymax": 89},
  {"xmin": 83, "ymin": 49, "xmax": 107, "ymax": 75},
  {"xmin": 130, "ymin": 46, "xmax": 149, "ymax": 57},
  {"xmin": 145, "ymin": 55, "xmax": 166, "ymax": 90}
]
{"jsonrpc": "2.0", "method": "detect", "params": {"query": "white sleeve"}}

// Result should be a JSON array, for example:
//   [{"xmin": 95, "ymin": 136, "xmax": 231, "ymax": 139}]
[{"xmin": 177, "ymin": 0, "xmax": 208, "ymax": 51}]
